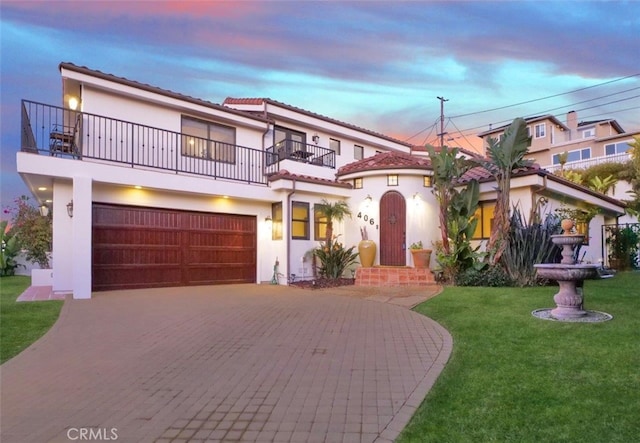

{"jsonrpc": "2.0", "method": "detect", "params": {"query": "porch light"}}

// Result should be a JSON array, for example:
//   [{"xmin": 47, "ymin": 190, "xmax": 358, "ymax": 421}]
[
  {"xmin": 66, "ymin": 200, "xmax": 74, "ymax": 218},
  {"xmin": 265, "ymin": 216, "xmax": 272, "ymax": 223},
  {"xmin": 39, "ymin": 205, "xmax": 50, "ymax": 217},
  {"xmin": 365, "ymin": 194, "xmax": 372, "ymax": 207},
  {"xmin": 68, "ymin": 96, "xmax": 79, "ymax": 111},
  {"xmin": 312, "ymin": 133, "xmax": 320, "ymax": 144}
]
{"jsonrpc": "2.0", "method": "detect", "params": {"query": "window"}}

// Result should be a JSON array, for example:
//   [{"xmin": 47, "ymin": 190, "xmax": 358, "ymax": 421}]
[
  {"xmin": 274, "ymin": 126, "xmax": 306, "ymax": 155},
  {"xmin": 330, "ymin": 138, "xmax": 341, "ymax": 155},
  {"xmin": 291, "ymin": 202, "xmax": 309, "ymax": 240},
  {"xmin": 423, "ymin": 176, "xmax": 433, "ymax": 187},
  {"xmin": 354, "ymin": 145, "xmax": 364, "ymax": 160},
  {"xmin": 575, "ymin": 220, "xmax": 590, "ymax": 246},
  {"xmin": 182, "ymin": 116, "xmax": 236, "ymax": 163},
  {"xmin": 271, "ymin": 202, "xmax": 283, "ymax": 240},
  {"xmin": 314, "ymin": 204, "xmax": 328, "ymax": 241},
  {"xmin": 472, "ymin": 201, "xmax": 495, "ymax": 240},
  {"xmin": 354, "ymin": 178, "xmax": 363, "ymax": 189},
  {"xmin": 387, "ymin": 174, "xmax": 398, "ymax": 186},
  {"xmin": 582, "ymin": 128, "xmax": 595, "ymax": 138},
  {"xmin": 534, "ymin": 123, "xmax": 546, "ymax": 139},
  {"xmin": 552, "ymin": 148, "xmax": 591, "ymax": 165},
  {"xmin": 605, "ymin": 142, "xmax": 631, "ymax": 156}
]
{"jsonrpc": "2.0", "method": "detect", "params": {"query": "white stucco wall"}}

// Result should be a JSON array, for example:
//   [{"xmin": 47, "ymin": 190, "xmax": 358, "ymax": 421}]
[{"xmin": 343, "ymin": 171, "xmax": 439, "ymax": 269}]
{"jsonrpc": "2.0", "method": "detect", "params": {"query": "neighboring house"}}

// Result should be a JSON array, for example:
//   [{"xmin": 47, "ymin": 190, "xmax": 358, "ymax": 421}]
[
  {"xmin": 16, "ymin": 63, "xmax": 627, "ymax": 299},
  {"xmin": 478, "ymin": 111, "xmax": 639, "ymax": 173}
]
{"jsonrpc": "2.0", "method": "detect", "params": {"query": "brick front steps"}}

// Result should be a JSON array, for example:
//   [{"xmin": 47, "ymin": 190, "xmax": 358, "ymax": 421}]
[{"xmin": 355, "ymin": 266, "xmax": 435, "ymax": 286}]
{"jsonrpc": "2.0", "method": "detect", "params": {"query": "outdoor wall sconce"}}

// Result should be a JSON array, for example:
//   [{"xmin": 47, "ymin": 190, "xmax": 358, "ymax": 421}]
[
  {"xmin": 66, "ymin": 200, "xmax": 74, "ymax": 218},
  {"xmin": 312, "ymin": 133, "xmax": 320, "ymax": 144},
  {"xmin": 365, "ymin": 194, "xmax": 372, "ymax": 207},
  {"xmin": 68, "ymin": 96, "xmax": 79, "ymax": 111},
  {"xmin": 265, "ymin": 215, "xmax": 272, "ymax": 223},
  {"xmin": 39, "ymin": 205, "xmax": 50, "ymax": 217}
]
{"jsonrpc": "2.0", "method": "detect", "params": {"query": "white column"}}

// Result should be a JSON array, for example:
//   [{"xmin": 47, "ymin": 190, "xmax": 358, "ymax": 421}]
[{"xmin": 72, "ymin": 175, "xmax": 92, "ymax": 299}]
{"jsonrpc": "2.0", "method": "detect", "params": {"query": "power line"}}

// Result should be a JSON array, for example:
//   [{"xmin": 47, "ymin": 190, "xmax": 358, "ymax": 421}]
[
  {"xmin": 448, "ymin": 95, "xmax": 640, "ymax": 138},
  {"xmin": 449, "ymin": 73, "xmax": 640, "ymax": 119}
]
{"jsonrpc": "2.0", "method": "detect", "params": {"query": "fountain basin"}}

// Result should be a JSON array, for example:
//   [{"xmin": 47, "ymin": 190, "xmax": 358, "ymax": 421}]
[
  {"xmin": 534, "ymin": 263, "xmax": 598, "ymax": 281},
  {"xmin": 549, "ymin": 233, "xmax": 586, "ymax": 246}
]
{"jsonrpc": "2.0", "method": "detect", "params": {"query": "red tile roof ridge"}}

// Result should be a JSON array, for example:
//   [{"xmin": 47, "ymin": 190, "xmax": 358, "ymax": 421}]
[
  {"xmin": 337, "ymin": 151, "xmax": 432, "ymax": 176},
  {"xmin": 267, "ymin": 170, "xmax": 352, "ymax": 189}
]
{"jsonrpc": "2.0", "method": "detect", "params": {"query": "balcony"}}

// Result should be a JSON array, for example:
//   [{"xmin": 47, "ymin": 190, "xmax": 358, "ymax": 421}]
[
  {"xmin": 543, "ymin": 152, "xmax": 632, "ymax": 174},
  {"xmin": 20, "ymin": 100, "xmax": 336, "ymax": 186}
]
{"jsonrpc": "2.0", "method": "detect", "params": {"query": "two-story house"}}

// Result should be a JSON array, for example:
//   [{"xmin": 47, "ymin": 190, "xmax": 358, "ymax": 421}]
[
  {"xmin": 16, "ymin": 63, "xmax": 627, "ymax": 299},
  {"xmin": 478, "ymin": 111, "xmax": 639, "ymax": 172}
]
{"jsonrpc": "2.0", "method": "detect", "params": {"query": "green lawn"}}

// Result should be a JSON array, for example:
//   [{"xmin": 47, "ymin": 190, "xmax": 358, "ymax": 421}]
[
  {"xmin": 399, "ymin": 271, "xmax": 640, "ymax": 443},
  {"xmin": 0, "ymin": 276, "xmax": 63, "ymax": 364}
]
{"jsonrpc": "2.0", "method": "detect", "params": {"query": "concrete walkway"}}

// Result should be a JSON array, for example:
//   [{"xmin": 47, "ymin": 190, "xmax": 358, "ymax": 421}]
[{"xmin": 1, "ymin": 284, "xmax": 451, "ymax": 443}]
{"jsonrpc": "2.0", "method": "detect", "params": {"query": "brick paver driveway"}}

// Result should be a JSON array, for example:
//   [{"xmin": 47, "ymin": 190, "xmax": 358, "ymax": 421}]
[{"xmin": 1, "ymin": 285, "xmax": 451, "ymax": 443}]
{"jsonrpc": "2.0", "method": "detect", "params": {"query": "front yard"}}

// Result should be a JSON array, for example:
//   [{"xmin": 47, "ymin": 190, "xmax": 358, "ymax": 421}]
[
  {"xmin": 0, "ymin": 276, "xmax": 63, "ymax": 364},
  {"xmin": 399, "ymin": 271, "xmax": 640, "ymax": 442}
]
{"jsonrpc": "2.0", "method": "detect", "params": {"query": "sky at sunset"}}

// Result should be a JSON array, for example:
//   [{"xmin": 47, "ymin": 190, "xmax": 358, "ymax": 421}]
[{"xmin": 1, "ymin": 0, "xmax": 639, "ymax": 205}]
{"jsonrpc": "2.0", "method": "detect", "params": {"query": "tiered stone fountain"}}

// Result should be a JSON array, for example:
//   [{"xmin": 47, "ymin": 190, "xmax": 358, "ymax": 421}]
[{"xmin": 533, "ymin": 219, "xmax": 611, "ymax": 322}]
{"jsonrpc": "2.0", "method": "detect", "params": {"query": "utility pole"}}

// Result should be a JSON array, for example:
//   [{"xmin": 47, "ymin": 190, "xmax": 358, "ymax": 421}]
[{"xmin": 437, "ymin": 96, "xmax": 448, "ymax": 148}]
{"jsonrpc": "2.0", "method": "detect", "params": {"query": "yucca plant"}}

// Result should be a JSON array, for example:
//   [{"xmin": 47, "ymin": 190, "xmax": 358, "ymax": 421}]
[{"xmin": 500, "ymin": 208, "xmax": 561, "ymax": 287}]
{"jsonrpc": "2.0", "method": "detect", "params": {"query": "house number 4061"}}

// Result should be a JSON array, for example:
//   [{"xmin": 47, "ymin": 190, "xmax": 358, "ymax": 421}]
[{"xmin": 357, "ymin": 212, "xmax": 375, "ymax": 225}]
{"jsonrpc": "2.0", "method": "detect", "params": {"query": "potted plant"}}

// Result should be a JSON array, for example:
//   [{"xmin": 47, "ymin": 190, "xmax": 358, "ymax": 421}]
[
  {"xmin": 409, "ymin": 241, "xmax": 432, "ymax": 269},
  {"xmin": 358, "ymin": 226, "xmax": 376, "ymax": 268}
]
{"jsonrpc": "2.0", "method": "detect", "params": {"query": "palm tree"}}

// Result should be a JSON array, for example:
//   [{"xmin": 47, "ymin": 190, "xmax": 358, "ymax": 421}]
[
  {"xmin": 316, "ymin": 199, "xmax": 352, "ymax": 244},
  {"xmin": 475, "ymin": 118, "xmax": 533, "ymax": 265}
]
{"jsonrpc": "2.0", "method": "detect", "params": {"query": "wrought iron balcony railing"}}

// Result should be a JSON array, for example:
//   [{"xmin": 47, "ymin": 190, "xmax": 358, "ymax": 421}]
[{"xmin": 21, "ymin": 100, "xmax": 336, "ymax": 185}]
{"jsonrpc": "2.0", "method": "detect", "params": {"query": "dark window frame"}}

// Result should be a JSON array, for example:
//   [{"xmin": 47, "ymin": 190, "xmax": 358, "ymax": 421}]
[
  {"xmin": 181, "ymin": 116, "xmax": 236, "ymax": 164},
  {"xmin": 291, "ymin": 201, "xmax": 310, "ymax": 240}
]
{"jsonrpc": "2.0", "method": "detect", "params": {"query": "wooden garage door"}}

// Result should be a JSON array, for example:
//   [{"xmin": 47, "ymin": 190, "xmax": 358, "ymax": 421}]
[{"xmin": 92, "ymin": 204, "xmax": 256, "ymax": 291}]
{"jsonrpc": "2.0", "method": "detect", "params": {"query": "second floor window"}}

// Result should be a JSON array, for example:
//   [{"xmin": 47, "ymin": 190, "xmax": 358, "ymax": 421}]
[
  {"xmin": 275, "ymin": 126, "xmax": 306, "ymax": 153},
  {"xmin": 354, "ymin": 145, "xmax": 364, "ymax": 160},
  {"xmin": 535, "ymin": 123, "xmax": 546, "ymax": 139},
  {"xmin": 330, "ymin": 138, "xmax": 341, "ymax": 155},
  {"xmin": 552, "ymin": 148, "xmax": 591, "ymax": 165},
  {"xmin": 182, "ymin": 116, "xmax": 236, "ymax": 163},
  {"xmin": 605, "ymin": 142, "xmax": 631, "ymax": 156}
]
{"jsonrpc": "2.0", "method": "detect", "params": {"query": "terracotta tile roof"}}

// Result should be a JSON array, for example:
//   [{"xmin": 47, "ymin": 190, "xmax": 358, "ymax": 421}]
[
  {"xmin": 267, "ymin": 170, "xmax": 353, "ymax": 189},
  {"xmin": 59, "ymin": 62, "xmax": 270, "ymax": 123},
  {"xmin": 224, "ymin": 97, "xmax": 412, "ymax": 148},
  {"xmin": 336, "ymin": 151, "xmax": 432, "ymax": 177},
  {"xmin": 458, "ymin": 164, "xmax": 625, "ymax": 208},
  {"xmin": 459, "ymin": 164, "xmax": 542, "ymax": 183},
  {"xmin": 223, "ymin": 98, "xmax": 265, "ymax": 105}
]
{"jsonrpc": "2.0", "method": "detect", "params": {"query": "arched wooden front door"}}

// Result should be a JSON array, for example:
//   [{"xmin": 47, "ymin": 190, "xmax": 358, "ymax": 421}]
[{"xmin": 380, "ymin": 191, "xmax": 406, "ymax": 266}]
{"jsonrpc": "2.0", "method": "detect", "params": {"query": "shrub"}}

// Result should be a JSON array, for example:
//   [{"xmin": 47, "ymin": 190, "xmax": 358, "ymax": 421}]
[
  {"xmin": 314, "ymin": 236, "xmax": 359, "ymax": 279},
  {"xmin": 455, "ymin": 265, "xmax": 513, "ymax": 287},
  {"xmin": 500, "ymin": 208, "xmax": 561, "ymax": 287},
  {"xmin": 1, "ymin": 221, "xmax": 21, "ymax": 276},
  {"xmin": 5, "ymin": 196, "xmax": 52, "ymax": 268}
]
